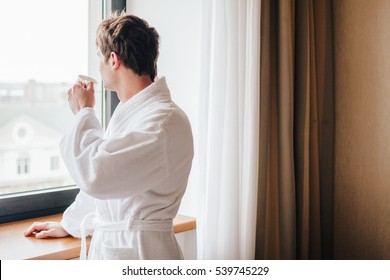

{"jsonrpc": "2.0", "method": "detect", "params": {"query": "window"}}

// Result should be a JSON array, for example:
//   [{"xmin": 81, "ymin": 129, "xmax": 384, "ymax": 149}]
[
  {"xmin": 17, "ymin": 155, "xmax": 30, "ymax": 175},
  {"xmin": 50, "ymin": 156, "xmax": 60, "ymax": 171},
  {"xmin": 0, "ymin": 0, "xmax": 104, "ymax": 196},
  {"xmin": 0, "ymin": 0, "xmax": 109, "ymax": 223},
  {"xmin": 0, "ymin": 0, "xmax": 198, "ymax": 223}
]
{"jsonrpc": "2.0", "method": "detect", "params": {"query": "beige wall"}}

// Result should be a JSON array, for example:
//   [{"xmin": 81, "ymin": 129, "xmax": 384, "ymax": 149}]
[{"xmin": 334, "ymin": 0, "xmax": 390, "ymax": 259}]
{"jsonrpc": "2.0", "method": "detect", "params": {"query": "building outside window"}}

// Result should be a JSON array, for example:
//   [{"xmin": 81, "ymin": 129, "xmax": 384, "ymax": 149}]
[
  {"xmin": 0, "ymin": 0, "xmax": 104, "ymax": 223},
  {"xmin": 0, "ymin": 0, "xmax": 103, "ymax": 197},
  {"xmin": 17, "ymin": 156, "xmax": 30, "ymax": 175}
]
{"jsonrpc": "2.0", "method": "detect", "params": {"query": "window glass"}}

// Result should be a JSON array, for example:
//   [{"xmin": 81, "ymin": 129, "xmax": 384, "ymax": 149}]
[{"xmin": 0, "ymin": 0, "xmax": 101, "ymax": 195}]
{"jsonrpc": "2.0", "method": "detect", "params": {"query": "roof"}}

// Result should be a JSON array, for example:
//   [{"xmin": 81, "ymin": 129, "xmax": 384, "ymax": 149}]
[{"xmin": 0, "ymin": 114, "xmax": 64, "ymax": 149}]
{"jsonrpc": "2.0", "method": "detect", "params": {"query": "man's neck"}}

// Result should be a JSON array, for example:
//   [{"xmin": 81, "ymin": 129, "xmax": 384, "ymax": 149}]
[{"xmin": 116, "ymin": 71, "xmax": 153, "ymax": 103}]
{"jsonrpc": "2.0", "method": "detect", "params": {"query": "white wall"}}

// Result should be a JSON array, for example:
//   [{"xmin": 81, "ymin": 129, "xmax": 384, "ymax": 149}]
[
  {"xmin": 126, "ymin": 0, "xmax": 201, "ymax": 259},
  {"xmin": 126, "ymin": 0, "xmax": 201, "ymax": 217}
]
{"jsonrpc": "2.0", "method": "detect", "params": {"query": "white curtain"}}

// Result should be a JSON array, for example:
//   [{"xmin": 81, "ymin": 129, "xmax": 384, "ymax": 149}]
[{"xmin": 197, "ymin": 0, "xmax": 261, "ymax": 259}]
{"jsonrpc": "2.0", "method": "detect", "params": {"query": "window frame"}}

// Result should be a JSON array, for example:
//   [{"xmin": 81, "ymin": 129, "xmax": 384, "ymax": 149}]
[{"xmin": 0, "ymin": 0, "xmax": 125, "ymax": 224}]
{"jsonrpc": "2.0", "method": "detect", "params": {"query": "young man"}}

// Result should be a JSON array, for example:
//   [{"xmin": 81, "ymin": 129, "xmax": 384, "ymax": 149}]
[{"xmin": 24, "ymin": 12, "xmax": 194, "ymax": 260}]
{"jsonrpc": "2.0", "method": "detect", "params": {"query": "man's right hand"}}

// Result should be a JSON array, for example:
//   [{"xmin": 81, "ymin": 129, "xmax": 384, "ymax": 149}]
[{"xmin": 67, "ymin": 81, "xmax": 95, "ymax": 115}]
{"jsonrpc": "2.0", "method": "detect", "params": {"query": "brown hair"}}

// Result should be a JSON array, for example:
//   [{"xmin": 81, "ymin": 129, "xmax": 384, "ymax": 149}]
[{"xmin": 96, "ymin": 11, "xmax": 160, "ymax": 80}]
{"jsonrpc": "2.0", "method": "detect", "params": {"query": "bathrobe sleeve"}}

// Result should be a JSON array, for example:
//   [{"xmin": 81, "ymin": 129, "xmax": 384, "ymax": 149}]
[
  {"xmin": 59, "ymin": 108, "xmax": 169, "ymax": 200},
  {"xmin": 61, "ymin": 190, "xmax": 96, "ymax": 238}
]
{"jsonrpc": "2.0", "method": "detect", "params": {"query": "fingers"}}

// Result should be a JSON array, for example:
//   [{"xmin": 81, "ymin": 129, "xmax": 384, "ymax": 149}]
[
  {"xmin": 72, "ymin": 83, "xmax": 83, "ymax": 92},
  {"xmin": 24, "ymin": 222, "xmax": 50, "ymax": 236},
  {"xmin": 75, "ymin": 80, "xmax": 94, "ymax": 90},
  {"xmin": 24, "ymin": 222, "xmax": 69, "ymax": 239},
  {"xmin": 67, "ymin": 87, "xmax": 78, "ymax": 114},
  {"xmin": 86, "ymin": 81, "xmax": 94, "ymax": 90},
  {"xmin": 35, "ymin": 228, "xmax": 56, "ymax": 239},
  {"xmin": 72, "ymin": 83, "xmax": 94, "ymax": 95},
  {"xmin": 67, "ymin": 81, "xmax": 95, "ymax": 114}
]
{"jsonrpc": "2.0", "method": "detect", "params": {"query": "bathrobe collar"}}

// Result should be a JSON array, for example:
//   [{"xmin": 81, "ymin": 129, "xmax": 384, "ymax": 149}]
[{"xmin": 115, "ymin": 76, "xmax": 171, "ymax": 114}]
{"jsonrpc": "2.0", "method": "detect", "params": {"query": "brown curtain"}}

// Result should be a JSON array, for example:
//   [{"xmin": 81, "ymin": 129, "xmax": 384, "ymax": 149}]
[{"xmin": 256, "ymin": 0, "xmax": 335, "ymax": 259}]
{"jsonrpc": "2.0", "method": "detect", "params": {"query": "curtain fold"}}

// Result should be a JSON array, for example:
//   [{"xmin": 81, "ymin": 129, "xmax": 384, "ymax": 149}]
[
  {"xmin": 197, "ymin": 0, "xmax": 260, "ymax": 260},
  {"xmin": 256, "ymin": 0, "xmax": 335, "ymax": 260}
]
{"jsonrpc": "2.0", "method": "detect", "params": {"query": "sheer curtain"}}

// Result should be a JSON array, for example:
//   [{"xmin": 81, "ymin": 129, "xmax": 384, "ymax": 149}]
[{"xmin": 197, "ymin": 0, "xmax": 260, "ymax": 259}]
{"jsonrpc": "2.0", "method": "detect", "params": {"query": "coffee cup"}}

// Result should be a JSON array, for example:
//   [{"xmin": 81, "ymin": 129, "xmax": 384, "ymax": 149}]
[{"xmin": 78, "ymin": 74, "xmax": 97, "ymax": 88}]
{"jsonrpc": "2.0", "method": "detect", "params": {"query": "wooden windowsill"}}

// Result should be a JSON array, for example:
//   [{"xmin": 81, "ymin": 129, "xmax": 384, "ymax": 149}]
[{"xmin": 0, "ymin": 214, "xmax": 196, "ymax": 260}]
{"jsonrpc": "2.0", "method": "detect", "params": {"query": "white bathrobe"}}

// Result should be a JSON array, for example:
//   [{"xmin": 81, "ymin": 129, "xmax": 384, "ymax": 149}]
[{"xmin": 59, "ymin": 77, "xmax": 193, "ymax": 260}]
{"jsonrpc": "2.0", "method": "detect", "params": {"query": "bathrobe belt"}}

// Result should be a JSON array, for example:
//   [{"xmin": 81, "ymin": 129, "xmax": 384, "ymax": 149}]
[{"xmin": 79, "ymin": 212, "xmax": 174, "ymax": 260}]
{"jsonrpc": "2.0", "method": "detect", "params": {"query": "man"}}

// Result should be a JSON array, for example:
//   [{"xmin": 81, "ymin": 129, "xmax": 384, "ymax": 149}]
[{"xmin": 24, "ymin": 12, "xmax": 194, "ymax": 260}]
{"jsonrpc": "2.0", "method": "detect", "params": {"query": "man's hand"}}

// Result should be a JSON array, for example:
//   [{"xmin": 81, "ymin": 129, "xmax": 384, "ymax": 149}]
[
  {"xmin": 24, "ymin": 221, "xmax": 70, "ymax": 239},
  {"xmin": 67, "ymin": 81, "xmax": 95, "ymax": 114}
]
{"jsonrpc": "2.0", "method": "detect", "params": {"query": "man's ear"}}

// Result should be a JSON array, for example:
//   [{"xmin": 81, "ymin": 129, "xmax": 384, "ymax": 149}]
[{"xmin": 110, "ymin": 52, "xmax": 121, "ymax": 70}]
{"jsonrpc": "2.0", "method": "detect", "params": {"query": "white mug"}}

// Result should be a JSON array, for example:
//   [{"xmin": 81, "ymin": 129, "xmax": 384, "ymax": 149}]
[{"xmin": 78, "ymin": 74, "xmax": 97, "ymax": 85}]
